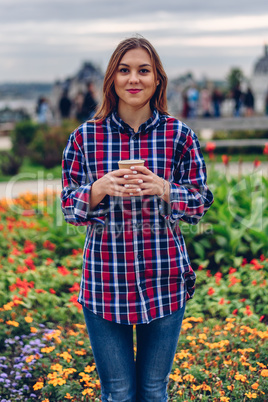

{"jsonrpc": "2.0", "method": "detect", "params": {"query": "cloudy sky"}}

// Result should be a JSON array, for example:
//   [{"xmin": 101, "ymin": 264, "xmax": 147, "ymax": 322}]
[{"xmin": 1, "ymin": 0, "xmax": 268, "ymax": 83}]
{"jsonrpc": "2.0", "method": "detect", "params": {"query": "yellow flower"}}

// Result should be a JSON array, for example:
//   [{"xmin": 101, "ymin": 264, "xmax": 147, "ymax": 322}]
[
  {"xmin": 3, "ymin": 302, "xmax": 13, "ymax": 311},
  {"xmin": 251, "ymin": 382, "xmax": 259, "ymax": 390},
  {"xmin": 25, "ymin": 316, "xmax": 33, "ymax": 323},
  {"xmin": 78, "ymin": 340, "xmax": 84, "ymax": 345},
  {"xmin": 199, "ymin": 333, "xmax": 207, "ymax": 340},
  {"xmin": 33, "ymin": 381, "xmax": 44, "ymax": 390},
  {"xmin": 169, "ymin": 374, "xmax": 183, "ymax": 382},
  {"xmin": 41, "ymin": 346, "xmax": 55, "ymax": 353},
  {"xmin": 30, "ymin": 327, "xmax": 38, "ymax": 333},
  {"xmin": 84, "ymin": 364, "xmax": 96, "ymax": 373},
  {"xmin": 82, "ymin": 388, "xmax": 94, "ymax": 396},
  {"xmin": 181, "ymin": 322, "xmax": 193, "ymax": 330},
  {"xmin": 220, "ymin": 397, "xmax": 230, "ymax": 402},
  {"xmin": 183, "ymin": 374, "xmax": 195, "ymax": 382},
  {"xmin": 50, "ymin": 363, "xmax": 63, "ymax": 372},
  {"xmin": 48, "ymin": 378, "xmax": 66, "ymax": 386},
  {"xmin": 192, "ymin": 384, "xmax": 202, "ymax": 391},
  {"xmin": 260, "ymin": 369, "xmax": 268, "ymax": 377},
  {"xmin": 227, "ymin": 384, "xmax": 234, "ymax": 391},
  {"xmin": 59, "ymin": 351, "xmax": 72, "ymax": 362},
  {"xmin": 74, "ymin": 349, "xmax": 87, "ymax": 355},
  {"xmin": 6, "ymin": 320, "xmax": 19, "ymax": 327},
  {"xmin": 202, "ymin": 383, "xmax": 212, "ymax": 392},
  {"xmin": 256, "ymin": 362, "xmax": 267, "ymax": 368},
  {"xmin": 25, "ymin": 355, "xmax": 35, "ymax": 363},
  {"xmin": 64, "ymin": 393, "xmax": 74, "ymax": 399},
  {"xmin": 245, "ymin": 392, "xmax": 258, "ymax": 399},
  {"xmin": 47, "ymin": 372, "xmax": 58, "ymax": 380},
  {"xmin": 235, "ymin": 373, "xmax": 248, "ymax": 383},
  {"xmin": 42, "ymin": 399, "xmax": 50, "ymax": 402}
]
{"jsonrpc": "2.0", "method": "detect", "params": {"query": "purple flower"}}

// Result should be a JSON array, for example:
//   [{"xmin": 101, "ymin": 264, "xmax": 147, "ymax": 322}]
[
  {"xmin": 30, "ymin": 394, "xmax": 36, "ymax": 398},
  {"xmin": 0, "ymin": 373, "xmax": 8, "ymax": 378},
  {"xmin": 0, "ymin": 356, "xmax": 7, "ymax": 361},
  {"xmin": 25, "ymin": 373, "xmax": 32, "ymax": 378}
]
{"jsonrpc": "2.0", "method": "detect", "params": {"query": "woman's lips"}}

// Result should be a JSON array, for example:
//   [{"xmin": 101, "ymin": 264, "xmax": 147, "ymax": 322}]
[{"xmin": 127, "ymin": 89, "xmax": 142, "ymax": 94}]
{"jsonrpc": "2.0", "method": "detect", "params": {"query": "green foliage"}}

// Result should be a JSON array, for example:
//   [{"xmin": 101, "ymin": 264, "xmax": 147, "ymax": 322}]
[
  {"xmin": 183, "ymin": 171, "xmax": 268, "ymax": 270},
  {"xmin": 0, "ymin": 150, "xmax": 23, "ymax": 175},
  {"xmin": 226, "ymin": 67, "xmax": 244, "ymax": 90},
  {"xmin": 28, "ymin": 119, "xmax": 78, "ymax": 169},
  {"xmin": 11, "ymin": 120, "xmax": 38, "ymax": 156}
]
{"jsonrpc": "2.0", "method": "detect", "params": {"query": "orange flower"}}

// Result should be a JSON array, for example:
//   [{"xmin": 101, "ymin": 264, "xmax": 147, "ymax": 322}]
[
  {"xmin": 207, "ymin": 287, "xmax": 215, "ymax": 296},
  {"xmin": 260, "ymin": 369, "xmax": 268, "ymax": 377},
  {"xmin": 221, "ymin": 155, "xmax": 231, "ymax": 165}
]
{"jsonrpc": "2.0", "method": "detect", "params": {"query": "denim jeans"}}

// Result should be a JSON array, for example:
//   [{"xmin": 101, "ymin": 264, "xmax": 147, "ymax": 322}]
[{"xmin": 82, "ymin": 304, "xmax": 186, "ymax": 402}]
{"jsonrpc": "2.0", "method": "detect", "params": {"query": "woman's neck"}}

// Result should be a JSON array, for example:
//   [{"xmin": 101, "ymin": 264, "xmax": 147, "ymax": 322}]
[{"xmin": 117, "ymin": 103, "xmax": 152, "ymax": 133}]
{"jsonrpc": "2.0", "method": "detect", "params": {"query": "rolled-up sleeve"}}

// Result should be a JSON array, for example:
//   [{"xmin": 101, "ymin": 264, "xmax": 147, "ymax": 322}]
[
  {"xmin": 61, "ymin": 129, "xmax": 108, "ymax": 226},
  {"xmin": 159, "ymin": 128, "xmax": 213, "ymax": 225}
]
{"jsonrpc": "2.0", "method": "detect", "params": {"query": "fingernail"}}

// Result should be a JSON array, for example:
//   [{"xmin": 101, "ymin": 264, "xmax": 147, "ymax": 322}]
[
  {"xmin": 124, "ymin": 184, "xmax": 130, "ymax": 188},
  {"xmin": 136, "ymin": 188, "xmax": 141, "ymax": 192},
  {"xmin": 130, "ymin": 166, "xmax": 135, "ymax": 169},
  {"xmin": 138, "ymin": 180, "xmax": 143, "ymax": 184},
  {"xmin": 124, "ymin": 175, "xmax": 129, "ymax": 178},
  {"xmin": 130, "ymin": 192, "xmax": 133, "ymax": 196},
  {"xmin": 132, "ymin": 171, "xmax": 137, "ymax": 174}
]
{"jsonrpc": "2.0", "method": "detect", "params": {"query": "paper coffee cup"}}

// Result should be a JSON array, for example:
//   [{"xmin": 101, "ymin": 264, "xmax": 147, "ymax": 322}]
[{"xmin": 118, "ymin": 159, "xmax": 145, "ymax": 169}]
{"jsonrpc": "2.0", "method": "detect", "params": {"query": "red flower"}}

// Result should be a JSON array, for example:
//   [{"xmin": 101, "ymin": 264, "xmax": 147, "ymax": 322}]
[
  {"xmin": 205, "ymin": 142, "xmax": 216, "ymax": 152},
  {"xmin": 69, "ymin": 283, "xmax": 80, "ymax": 293},
  {"xmin": 232, "ymin": 309, "xmax": 238, "ymax": 315},
  {"xmin": 197, "ymin": 265, "xmax": 204, "ymax": 271},
  {"xmin": 23, "ymin": 240, "xmax": 36, "ymax": 254},
  {"xmin": 229, "ymin": 267, "xmax": 237, "ymax": 274},
  {"xmin": 260, "ymin": 315, "xmax": 265, "ymax": 322},
  {"xmin": 16, "ymin": 265, "xmax": 28, "ymax": 274},
  {"xmin": 45, "ymin": 258, "xmax": 54, "ymax": 265},
  {"xmin": 263, "ymin": 143, "xmax": 268, "ymax": 155},
  {"xmin": 252, "ymin": 280, "xmax": 257, "ymax": 286},
  {"xmin": 253, "ymin": 159, "xmax": 261, "ymax": 168},
  {"xmin": 49, "ymin": 288, "xmax": 56, "ymax": 294},
  {"xmin": 43, "ymin": 240, "xmax": 56, "ymax": 251},
  {"xmin": 206, "ymin": 270, "xmax": 212, "ymax": 277},
  {"xmin": 24, "ymin": 258, "xmax": 36, "ymax": 271},
  {"xmin": 215, "ymin": 272, "xmax": 222, "ymax": 285},
  {"xmin": 35, "ymin": 289, "xmax": 46, "ymax": 294},
  {"xmin": 207, "ymin": 287, "xmax": 215, "ymax": 296},
  {"xmin": 241, "ymin": 258, "xmax": 248, "ymax": 266},
  {"xmin": 57, "ymin": 266, "xmax": 70, "ymax": 276},
  {"xmin": 221, "ymin": 154, "xmax": 231, "ymax": 165},
  {"xmin": 260, "ymin": 254, "xmax": 265, "ymax": 261},
  {"xmin": 72, "ymin": 248, "xmax": 83, "ymax": 256},
  {"xmin": 218, "ymin": 298, "xmax": 225, "ymax": 305},
  {"xmin": 69, "ymin": 294, "xmax": 82, "ymax": 310},
  {"xmin": 239, "ymin": 298, "xmax": 246, "ymax": 302}
]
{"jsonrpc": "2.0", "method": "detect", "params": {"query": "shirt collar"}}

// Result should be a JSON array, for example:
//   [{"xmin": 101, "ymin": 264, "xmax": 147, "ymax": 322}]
[{"xmin": 110, "ymin": 109, "xmax": 165, "ymax": 135}]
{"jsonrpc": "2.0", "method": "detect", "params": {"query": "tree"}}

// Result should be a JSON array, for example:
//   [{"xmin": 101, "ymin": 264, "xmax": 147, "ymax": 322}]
[{"xmin": 226, "ymin": 68, "xmax": 244, "ymax": 90}]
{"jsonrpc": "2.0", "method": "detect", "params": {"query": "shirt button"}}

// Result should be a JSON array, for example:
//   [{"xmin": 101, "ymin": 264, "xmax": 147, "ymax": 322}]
[
  {"xmin": 132, "ymin": 136, "xmax": 136, "ymax": 140},
  {"xmin": 137, "ymin": 254, "xmax": 142, "ymax": 260}
]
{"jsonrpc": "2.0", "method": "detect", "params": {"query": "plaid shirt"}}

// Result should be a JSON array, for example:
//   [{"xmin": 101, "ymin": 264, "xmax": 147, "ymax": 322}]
[{"xmin": 61, "ymin": 109, "xmax": 213, "ymax": 325}]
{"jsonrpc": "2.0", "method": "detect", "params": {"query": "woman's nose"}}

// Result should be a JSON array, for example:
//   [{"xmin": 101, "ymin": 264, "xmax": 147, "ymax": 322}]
[{"xmin": 128, "ymin": 72, "xmax": 139, "ymax": 84}]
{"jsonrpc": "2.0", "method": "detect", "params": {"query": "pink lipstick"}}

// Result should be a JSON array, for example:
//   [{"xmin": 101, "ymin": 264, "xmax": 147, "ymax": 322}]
[{"xmin": 127, "ymin": 89, "xmax": 141, "ymax": 94}]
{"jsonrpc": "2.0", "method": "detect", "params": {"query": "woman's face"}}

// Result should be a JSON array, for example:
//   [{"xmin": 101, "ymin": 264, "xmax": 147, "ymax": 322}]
[{"xmin": 113, "ymin": 47, "xmax": 159, "ymax": 111}]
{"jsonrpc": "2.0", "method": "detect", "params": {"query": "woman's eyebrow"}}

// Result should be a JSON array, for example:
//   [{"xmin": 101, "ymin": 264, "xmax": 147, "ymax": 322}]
[{"xmin": 118, "ymin": 63, "xmax": 152, "ymax": 67}]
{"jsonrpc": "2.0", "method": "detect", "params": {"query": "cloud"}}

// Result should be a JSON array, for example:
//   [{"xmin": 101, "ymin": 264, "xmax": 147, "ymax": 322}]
[{"xmin": 0, "ymin": 1, "xmax": 267, "ymax": 82}]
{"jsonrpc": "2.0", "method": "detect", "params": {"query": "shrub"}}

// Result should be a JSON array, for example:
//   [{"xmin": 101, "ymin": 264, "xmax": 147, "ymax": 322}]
[
  {"xmin": 0, "ymin": 150, "xmax": 23, "ymax": 175},
  {"xmin": 28, "ymin": 119, "xmax": 78, "ymax": 168}
]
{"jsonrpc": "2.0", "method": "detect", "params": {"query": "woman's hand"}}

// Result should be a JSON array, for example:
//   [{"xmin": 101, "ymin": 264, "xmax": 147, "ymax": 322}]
[{"xmin": 123, "ymin": 166, "xmax": 169, "ymax": 199}]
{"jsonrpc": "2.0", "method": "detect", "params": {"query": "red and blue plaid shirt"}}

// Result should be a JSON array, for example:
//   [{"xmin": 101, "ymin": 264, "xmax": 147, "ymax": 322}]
[{"xmin": 61, "ymin": 109, "xmax": 213, "ymax": 325}]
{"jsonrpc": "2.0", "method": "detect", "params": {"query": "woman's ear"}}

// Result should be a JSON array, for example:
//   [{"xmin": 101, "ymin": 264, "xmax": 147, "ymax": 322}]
[{"xmin": 156, "ymin": 80, "xmax": 160, "ymax": 86}]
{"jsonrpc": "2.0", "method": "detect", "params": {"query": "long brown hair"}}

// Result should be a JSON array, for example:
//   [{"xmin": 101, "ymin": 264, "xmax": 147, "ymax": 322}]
[{"xmin": 94, "ymin": 36, "xmax": 169, "ymax": 120}]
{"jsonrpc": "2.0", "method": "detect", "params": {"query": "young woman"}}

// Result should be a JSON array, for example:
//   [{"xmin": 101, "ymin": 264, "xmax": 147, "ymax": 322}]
[{"xmin": 61, "ymin": 36, "xmax": 213, "ymax": 402}]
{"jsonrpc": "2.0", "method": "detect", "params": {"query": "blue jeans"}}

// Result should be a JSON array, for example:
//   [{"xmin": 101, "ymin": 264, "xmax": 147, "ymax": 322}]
[{"xmin": 82, "ymin": 304, "xmax": 186, "ymax": 401}]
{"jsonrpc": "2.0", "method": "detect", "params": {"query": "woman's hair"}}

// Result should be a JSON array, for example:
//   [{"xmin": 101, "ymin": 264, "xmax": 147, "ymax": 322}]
[{"xmin": 94, "ymin": 36, "xmax": 169, "ymax": 120}]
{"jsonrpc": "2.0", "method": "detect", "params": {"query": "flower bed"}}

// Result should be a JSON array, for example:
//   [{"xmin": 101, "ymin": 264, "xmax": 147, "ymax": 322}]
[{"xmin": 0, "ymin": 190, "xmax": 267, "ymax": 401}]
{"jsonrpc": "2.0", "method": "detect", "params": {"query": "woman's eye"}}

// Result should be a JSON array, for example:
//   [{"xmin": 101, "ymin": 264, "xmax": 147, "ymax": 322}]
[
  {"xmin": 119, "ymin": 68, "xmax": 129, "ymax": 73},
  {"xmin": 140, "ymin": 69, "xmax": 149, "ymax": 74}
]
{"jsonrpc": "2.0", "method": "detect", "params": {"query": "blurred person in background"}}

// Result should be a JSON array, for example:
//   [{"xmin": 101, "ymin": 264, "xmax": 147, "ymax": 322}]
[
  {"xmin": 59, "ymin": 89, "xmax": 72, "ymax": 119},
  {"xmin": 186, "ymin": 83, "xmax": 199, "ymax": 118},
  {"xmin": 80, "ymin": 81, "xmax": 98, "ymax": 121},
  {"xmin": 200, "ymin": 87, "xmax": 212, "ymax": 117}
]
